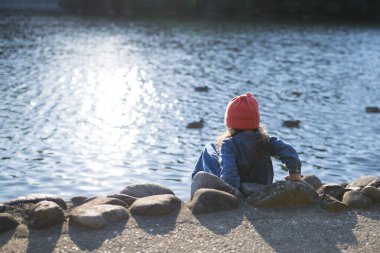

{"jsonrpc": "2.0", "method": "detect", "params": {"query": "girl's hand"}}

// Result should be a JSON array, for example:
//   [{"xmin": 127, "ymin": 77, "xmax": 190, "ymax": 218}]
[{"xmin": 285, "ymin": 173, "xmax": 301, "ymax": 181}]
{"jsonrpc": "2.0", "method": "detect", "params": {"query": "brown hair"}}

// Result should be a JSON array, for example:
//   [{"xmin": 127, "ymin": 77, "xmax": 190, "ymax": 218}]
[{"xmin": 216, "ymin": 126, "xmax": 269, "ymax": 159}]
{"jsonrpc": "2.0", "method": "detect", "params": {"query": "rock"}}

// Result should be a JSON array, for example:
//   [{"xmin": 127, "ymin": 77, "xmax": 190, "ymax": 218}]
[
  {"xmin": 240, "ymin": 183, "xmax": 265, "ymax": 197},
  {"xmin": 319, "ymin": 194, "xmax": 350, "ymax": 212},
  {"xmin": 367, "ymin": 178, "xmax": 380, "ymax": 188},
  {"xmin": 28, "ymin": 201, "xmax": 65, "ymax": 229},
  {"xmin": 366, "ymin": 106, "xmax": 380, "ymax": 113},
  {"xmin": 342, "ymin": 191, "xmax": 373, "ymax": 209},
  {"xmin": 189, "ymin": 189, "xmax": 240, "ymax": 214},
  {"xmin": 0, "ymin": 203, "xmax": 6, "ymax": 212},
  {"xmin": 194, "ymin": 86, "xmax": 209, "ymax": 92},
  {"xmin": 130, "ymin": 194, "xmax": 181, "ymax": 216},
  {"xmin": 107, "ymin": 194, "xmax": 137, "ymax": 207},
  {"xmin": 347, "ymin": 176, "xmax": 379, "ymax": 188},
  {"xmin": 0, "ymin": 213, "xmax": 20, "ymax": 233},
  {"xmin": 70, "ymin": 197, "xmax": 129, "ymax": 229},
  {"xmin": 84, "ymin": 196, "xmax": 98, "ymax": 203},
  {"xmin": 361, "ymin": 186, "xmax": 380, "ymax": 203},
  {"xmin": 70, "ymin": 205, "xmax": 130, "ymax": 229},
  {"xmin": 317, "ymin": 184, "xmax": 349, "ymax": 200},
  {"xmin": 120, "ymin": 183, "xmax": 175, "ymax": 198},
  {"xmin": 4, "ymin": 194, "xmax": 67, "ymax": 210},
  {"xmin": 186, "ymin": 119, "xmax": 204, "ymax": 129},
  {"xmin": 246, "ymin": 181, "xmax": 318, "ymax": 208},
  {"xmin": 346, "ymin": 186, "xmax": 361, "ymax": 191},
  {"xmin": 302, "ymin": 174, "xmax": 322, "ymax": 190},
  {"xmin": 191, "ymin": 171, "xmax": 244, "ymax": 200},
  {"xmin": 79, "ymin": 197, "xmax": 127, "ymax": 209},
  {"xmin": 282, "ymin": 120, "xmax": 301, "ymax": 128},
  {"xmin": 70, "ymin": 196, "xmax": 88, "ymax": 207}
]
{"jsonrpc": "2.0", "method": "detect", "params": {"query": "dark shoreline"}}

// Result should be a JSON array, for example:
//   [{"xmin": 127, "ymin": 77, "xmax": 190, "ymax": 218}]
[{"xmin": 1, "ymin": 9, "xmax": 380, "ymax": 28}]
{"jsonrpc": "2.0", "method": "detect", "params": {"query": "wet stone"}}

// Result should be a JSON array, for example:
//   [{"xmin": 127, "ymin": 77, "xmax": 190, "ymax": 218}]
[
  {"xmin": 130, "ymin": 194, "xmax": 181, "ymax": 216},
  {"xmin": 361, "ymin": 186, "xmax": 380, "ymax": 203},
  {"xmin": 120, "ymin": 183, "xmax": 175, "ymax": 198},
  {"xmin": 188, "ymin": 189, "xmax": 240, "ymax": 214},
  {"xmin": 0, "ymin": 213, "xmax": 20, "ymax": 233},
  {"xmin": 347, "ymin": 176, "xmax": 379, "ymax": 188},
  {"xmin": 107, "ymin": 194, "xmax": 137, "ymax": 207},
  {"xmin": 342, "ymin": 191, "xmax": 373, "ymax": 209},
  {"xmin": 28, "ymin": 201, "xmax": 65, "ymax": 229},
  {"xmin": 319, "ymin": 194, "xmax": 350, "ymax": 212},
  {"xmin": 317, "ymin": 184, "xmax": 349, "ymax": 200},
  {"xmin": 4, "ymin": 194, "xmax": 67, "ymax": 210},
  {"xmin": 246, "ymin": 181, "xmax": 318, "ymax": 208},
  {"xmin": 302, "ymin": 174, "xmax": 322, "ymax": 190},
  {"xmin": 70, "ymin": 204, "xmax": 130, "ymax": 229}
]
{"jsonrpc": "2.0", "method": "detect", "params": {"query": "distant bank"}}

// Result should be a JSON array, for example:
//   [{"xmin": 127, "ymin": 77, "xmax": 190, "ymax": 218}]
[
  {"xmin": 0, "ymin": 0, "xmax": 62, "ymax": 12},
  {"xmin": 1, "ymin": 0, "xmax": 379, "ymax": 20},
  {"xmin": 57, "ymin": 0, "xmax": 380, "ymax": 20}
]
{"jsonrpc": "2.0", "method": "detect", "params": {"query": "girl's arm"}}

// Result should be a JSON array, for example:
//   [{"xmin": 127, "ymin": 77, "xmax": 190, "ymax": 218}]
[
  {"xmin": 219, "ymin": 139, "xmax": 240, "ymax": 189},
  {"xmin": 268, "ymin": 137, "xmax": 301, "ymax": 175}
]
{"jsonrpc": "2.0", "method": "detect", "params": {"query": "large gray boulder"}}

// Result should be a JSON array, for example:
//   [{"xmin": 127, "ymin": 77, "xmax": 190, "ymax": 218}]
[
  {"xmin": 120, "ymin": 183, "xmax": 175, "ymax": 198},
  {"xmin": 28, "ymin": 201, "xmax": 65, "ymax": 229},
  {"xmin": 246, "ymin": 181, "xmax": 319, "ymax": 208},
  {"xmin": 188, "ymin": 189, "xmax": 240, "ymax": 214},
  {"xmin": 361, "ymin": 186, "xmax": 380, "ymax": 203},
  {"xmin": 0, "ymin": 213, "xmax": 20, "ymax": 233},
  {"xmin": 319, "ymin": 194, "xmax": 350, "ymax": 212},
  {"xmin": 347, "ymin": 176, "xmax": 379, "ymax": 188},
  {"xmin": 70, "ymin": 197, "xmax": 130, "ymax": 229},
  {"xmin": 342, "ymin": 191, "xmax": 373, "ymax": 209},
  {"xmin": 317, "ymin": 184, "xmax": 349, "ymax": 200},
  {"xmin": 4, "ymin": 194, "xmax": 67, "ymax": 210},
  {"xmin": 129, "ymin": 194, "xmax": 181, "ymax": 216},
  {"xmin": 70, "ymin": 205, "xmax": 130, "ymax": 229}
]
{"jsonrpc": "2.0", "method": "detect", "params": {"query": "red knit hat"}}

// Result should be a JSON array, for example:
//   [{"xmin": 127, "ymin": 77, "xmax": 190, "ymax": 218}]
[{"xmin": 224, "ymin": 92, "xmax": 260, "ymax": 129}]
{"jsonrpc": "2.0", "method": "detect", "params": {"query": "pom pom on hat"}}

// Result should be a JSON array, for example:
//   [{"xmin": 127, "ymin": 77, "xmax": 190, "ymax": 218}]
[{"xmin": 224, "ymin": 92, "xmax": 260, "ymax": 129}]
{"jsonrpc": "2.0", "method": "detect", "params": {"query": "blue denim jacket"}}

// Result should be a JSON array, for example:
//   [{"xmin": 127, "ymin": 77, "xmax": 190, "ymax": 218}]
[{"xmin": 192, "ymin": 132, "xmax": 301, "ymax": 189}]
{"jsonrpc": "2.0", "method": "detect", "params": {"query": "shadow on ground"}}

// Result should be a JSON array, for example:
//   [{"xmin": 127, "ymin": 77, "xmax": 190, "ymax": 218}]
[
  {"xmin": 244, "ymin": 205, "xmax": 359, "ymax": 253},
  {"xmin": 192, "ymin": 204, "xmax": 244, "ymax": 235},
  {"xmin": 133, "ymin": 208, "xmax": 180, "ymax": 235},
  {"xmin": 0, "ymin": 228, "xmax": 16, "ymax": 249},
  {"xmin": 68, "ymin": 219, "xmax": 128, "ymax": 251},
  {"xmin": 26, "ymin": 224, "xmax": 63, "ymax": 253}
]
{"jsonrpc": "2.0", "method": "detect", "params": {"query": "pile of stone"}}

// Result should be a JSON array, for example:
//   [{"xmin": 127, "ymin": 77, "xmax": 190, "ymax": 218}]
[{"xmin": 1, "ymin": 175, "xmax": 379, "ymax": 234}]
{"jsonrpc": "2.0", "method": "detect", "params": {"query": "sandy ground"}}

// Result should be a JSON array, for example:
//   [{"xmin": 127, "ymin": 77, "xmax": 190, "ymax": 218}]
[{"xmin": 1, "ymin": 203, "xmax": 380, "ymax": 253}]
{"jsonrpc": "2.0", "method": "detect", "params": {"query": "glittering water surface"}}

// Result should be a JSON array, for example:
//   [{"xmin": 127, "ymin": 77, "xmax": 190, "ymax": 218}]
[{"xmin": 1, "ymin": 13, "xmax": 379, "ymax": 201}]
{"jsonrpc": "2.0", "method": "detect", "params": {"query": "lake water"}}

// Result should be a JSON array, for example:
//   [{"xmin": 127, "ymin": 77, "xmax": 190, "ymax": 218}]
[{"xmin": 1, "ymin": 13, "xmax": 379, "ymax": 201}]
